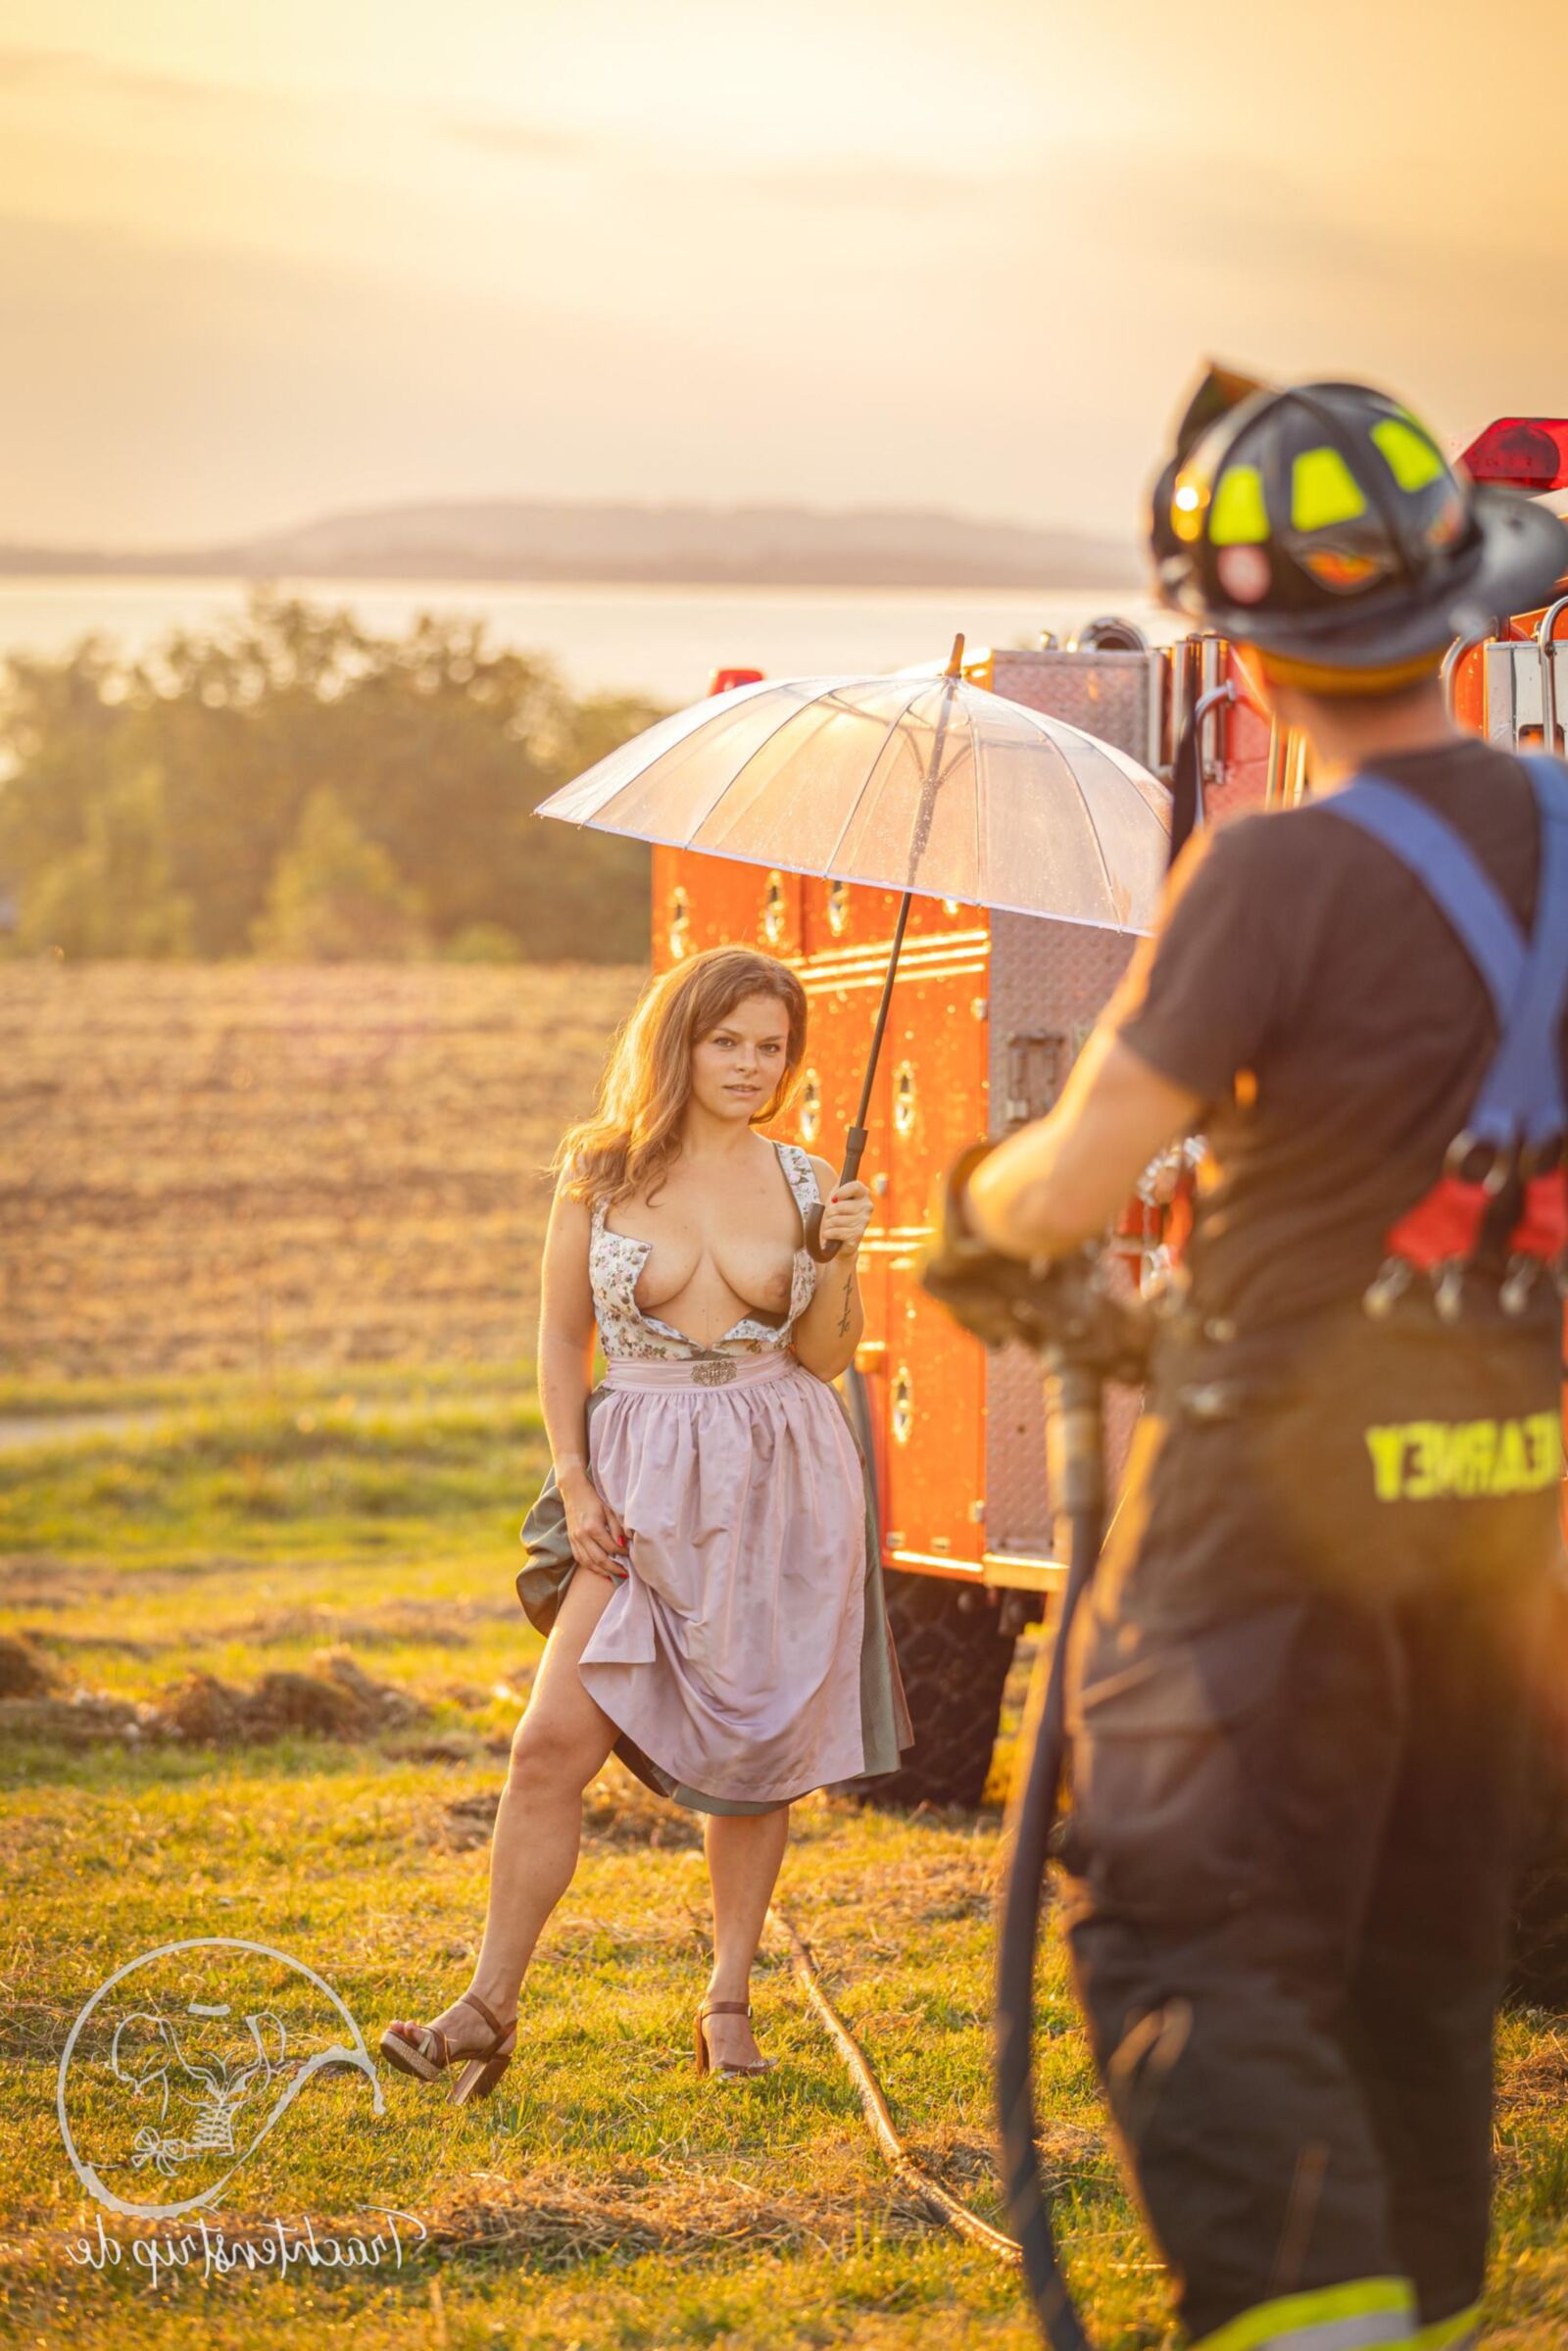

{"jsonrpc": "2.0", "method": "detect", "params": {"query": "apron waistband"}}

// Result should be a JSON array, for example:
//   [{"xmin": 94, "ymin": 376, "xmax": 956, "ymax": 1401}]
[{"xmin": 602, "ymin": 1348, "xmax": 799, "ymax": 1393}]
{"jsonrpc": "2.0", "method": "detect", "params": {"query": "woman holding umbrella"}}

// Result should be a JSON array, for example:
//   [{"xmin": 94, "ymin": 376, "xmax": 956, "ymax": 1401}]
[{"xmin": 380, "ymin": 943, "xmax": 912, "ymax": 2099}]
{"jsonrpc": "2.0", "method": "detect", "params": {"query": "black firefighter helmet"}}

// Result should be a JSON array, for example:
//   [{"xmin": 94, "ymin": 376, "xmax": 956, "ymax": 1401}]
[{"xmin": 1150, "ymin": 367, "xmax": 1568, "ymax": 687}]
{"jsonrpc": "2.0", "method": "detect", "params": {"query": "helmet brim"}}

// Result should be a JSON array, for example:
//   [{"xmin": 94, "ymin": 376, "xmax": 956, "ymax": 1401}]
[{"xmin": 1161, "ymin": 485, "xmax": 1568, "ymax": 667}]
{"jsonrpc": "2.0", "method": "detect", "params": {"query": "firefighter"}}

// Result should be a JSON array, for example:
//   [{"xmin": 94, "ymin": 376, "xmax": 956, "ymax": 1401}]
[{"xmin": 926, "ymin": 369, "xmax": 1568, "ymax": 2351}]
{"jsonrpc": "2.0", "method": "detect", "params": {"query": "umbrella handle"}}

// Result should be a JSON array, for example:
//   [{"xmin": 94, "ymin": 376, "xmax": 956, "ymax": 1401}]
[{"xmin": 804, "ymin": 1129, "xmax": 869, "ymax": 1264}]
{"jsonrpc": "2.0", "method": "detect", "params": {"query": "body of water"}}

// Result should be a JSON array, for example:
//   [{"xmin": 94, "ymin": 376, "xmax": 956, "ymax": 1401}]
[{"xmin": 0, "ymin": 575, "xmax": 1174, "ymax": 705}]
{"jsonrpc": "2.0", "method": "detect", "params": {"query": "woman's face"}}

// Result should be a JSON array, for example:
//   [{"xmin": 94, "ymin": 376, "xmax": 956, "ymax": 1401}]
[{"xmin": 688, "ymin": 992, "xmax": 793, "ymax": 1124}]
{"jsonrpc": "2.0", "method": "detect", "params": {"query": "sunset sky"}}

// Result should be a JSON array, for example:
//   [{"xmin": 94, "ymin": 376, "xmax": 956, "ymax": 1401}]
[{"xmin": 2, "ymin": 0, "xmax": 1564, "ymax": 551}]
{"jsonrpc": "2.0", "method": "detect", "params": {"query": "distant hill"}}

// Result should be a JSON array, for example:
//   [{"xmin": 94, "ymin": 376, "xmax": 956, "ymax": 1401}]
[{"xmin": 0, "ymin": 498, "xmax": 1139, "ymax": 589}]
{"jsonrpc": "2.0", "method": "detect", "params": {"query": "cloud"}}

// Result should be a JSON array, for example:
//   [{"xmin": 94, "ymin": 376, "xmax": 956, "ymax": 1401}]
[
  {"xmin": 0, "ymin": 44, "xmax": 321, "ymax": 118},
  {"xmin": 0, "ymin": 206, "xmax": 803, "ymax": 542},
  {"xmin": 714, "ymin": 158, "xmax": 971, "ymax": 212},
  {"xmin": 0, "ymin": 47, "xmax": 86, "ymax": 91},
  {"xmin": 445, "ymin": 117, "xmax": 599, "ymax": 164},
  {"xmin": 441, "ymin": 120, "xmax": 969, "ymax": 211},
  {"xmin": 0, "ymin": 99, "xmax": 1563, "ymax": 550}
]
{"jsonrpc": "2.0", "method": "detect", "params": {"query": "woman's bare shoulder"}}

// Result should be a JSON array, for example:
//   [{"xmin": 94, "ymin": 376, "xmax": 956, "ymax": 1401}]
[
  {"xmin": 550, "ymin": 1153, "xmax": 594, "ymax": 1222},
  {"xmin": 802, "ymin": 1150, "xmax": 835, "ymax": 1200}
]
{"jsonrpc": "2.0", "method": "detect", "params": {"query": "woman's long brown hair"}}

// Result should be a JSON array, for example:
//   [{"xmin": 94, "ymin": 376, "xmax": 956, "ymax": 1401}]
[{"xmin": 552, "ymin": 946, "xmax": 809, "ymax": 1212}]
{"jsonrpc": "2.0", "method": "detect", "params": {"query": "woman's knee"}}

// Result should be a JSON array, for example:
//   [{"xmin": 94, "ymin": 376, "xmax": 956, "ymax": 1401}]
[{"xmin": 507, "ymin": 1700, "xmax": 605, "ymax": 1798}]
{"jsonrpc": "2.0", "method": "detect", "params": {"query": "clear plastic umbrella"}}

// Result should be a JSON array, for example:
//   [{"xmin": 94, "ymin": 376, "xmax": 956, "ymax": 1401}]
[{"xmin": 535, "ymin": 637, "xmax": 1170, "ymax": 1255}]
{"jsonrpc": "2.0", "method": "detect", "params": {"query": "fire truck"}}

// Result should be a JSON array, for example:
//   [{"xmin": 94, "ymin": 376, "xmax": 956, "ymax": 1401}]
[{"xmin": 650, "ymin": 414, "xmax": 1568, "ymax": 1990}]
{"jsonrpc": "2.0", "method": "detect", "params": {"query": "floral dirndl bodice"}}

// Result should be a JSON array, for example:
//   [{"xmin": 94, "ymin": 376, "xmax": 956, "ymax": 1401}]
[{"xmin": 589, "ymin": 1139, "xmax": 821, "ymax": 1362}]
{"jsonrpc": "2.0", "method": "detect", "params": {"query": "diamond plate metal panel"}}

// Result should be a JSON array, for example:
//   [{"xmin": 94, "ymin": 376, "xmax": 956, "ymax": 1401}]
[
  {"xmin": 984, "ymin": 911, "xmax": 1141, "ymax": 1558},
  {"xmin": 982, "ymin": 654, "xmax": 1154, "ymax": 1566},
  {"xmin": 990, "ymin": 648, "xmax": 1159, "ymax": 774}
]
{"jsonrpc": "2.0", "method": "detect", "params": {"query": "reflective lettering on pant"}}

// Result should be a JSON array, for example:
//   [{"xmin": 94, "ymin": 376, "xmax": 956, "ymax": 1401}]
[
  {"xmin": 1363, "ymin": 1412, "xmax": 1561, "ymax": 1500},
  {"xmin": 1192, "ymin": 2275, "xmax": 1416, "ymax": 2351}
]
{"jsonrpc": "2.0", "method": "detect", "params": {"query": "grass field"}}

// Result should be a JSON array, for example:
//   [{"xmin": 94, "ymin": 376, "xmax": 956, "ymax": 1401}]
[
  {"xmin": 0, "ymin": 960, "xmax": 644, "ymax": 1383},
  {"xmin": 5, "ymin": 964, "xmax": 1568, "ymax": 2348},
  {"xmin": 3, "ymin": 1372, "xmax": 1568, "ymax": 2351}
]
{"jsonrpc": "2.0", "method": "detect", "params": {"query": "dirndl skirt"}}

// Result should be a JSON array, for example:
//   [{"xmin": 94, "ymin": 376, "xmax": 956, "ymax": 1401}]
[{"xmin": 517, "ymin": 1350, "xmax": 912, "ymax": 1814}]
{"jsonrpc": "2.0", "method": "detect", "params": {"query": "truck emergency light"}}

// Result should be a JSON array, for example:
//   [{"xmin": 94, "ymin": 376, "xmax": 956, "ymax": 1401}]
[{"xmin": 1459, "ymin": 417, "xmax": 1568, "ymax": 495}]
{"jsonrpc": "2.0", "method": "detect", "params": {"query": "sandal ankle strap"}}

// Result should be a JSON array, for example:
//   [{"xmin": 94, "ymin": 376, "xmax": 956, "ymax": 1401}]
[
  {"xmin": 459, "ymin": 1989, "xmax": 512, "ymax": 2040},
  {"xmin": 701, "ymin": 2000, "xmax": 752, "ymax": 2019}
]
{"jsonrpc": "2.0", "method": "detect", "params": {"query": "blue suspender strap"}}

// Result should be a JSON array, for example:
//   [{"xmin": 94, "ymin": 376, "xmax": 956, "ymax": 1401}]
[
  {"xmin": 1318, "ymin": 759, "xmax": 1568, "ymax": 1151},
  {"xmin": 1317, "ymin": 777, "xmax": 1520, "ymax": 1026}
]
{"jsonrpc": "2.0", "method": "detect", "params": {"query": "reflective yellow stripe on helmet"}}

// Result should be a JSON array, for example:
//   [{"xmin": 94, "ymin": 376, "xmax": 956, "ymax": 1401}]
[
  {"xmin": 1292, "ymin": 447, "xmax": 1369, "ymax": 531},
  {"xmin": 1210, "ymin": 465, "xmax": 1270, "ymax": 546},
  {"xmin": 1192, "ymin": 2275, "xmax": 1416, "ymax": 2351},
  {"xmin": 1371, "ymin": 416, "xmax": 1447, "ymax": 494},
  {"xmin": 1406, "ymin": 2305, "xmax": 1481, "ymax": 2351}
]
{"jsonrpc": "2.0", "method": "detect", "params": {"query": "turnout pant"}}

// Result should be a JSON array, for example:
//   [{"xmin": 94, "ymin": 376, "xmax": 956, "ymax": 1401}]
[{"xmin": 1059, "ymin": 1301, "xmax": 1563, "ymax": 2351}]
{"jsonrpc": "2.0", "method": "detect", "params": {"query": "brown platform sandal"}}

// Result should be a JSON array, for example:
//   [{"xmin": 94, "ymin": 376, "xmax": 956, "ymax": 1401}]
[
  {"xmin": 695, "ymin": 2000, "xmax": 778, "ymax": 2081},
  {"xmin": 379, "ymin": 1990, "xmax": 518, "ymax": 2105}
]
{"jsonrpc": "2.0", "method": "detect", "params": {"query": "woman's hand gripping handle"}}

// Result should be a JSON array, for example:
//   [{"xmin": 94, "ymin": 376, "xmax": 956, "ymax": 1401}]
[{"xmin": 804, "ymin": 1124, "xmax": 871, "ymax": 1261}]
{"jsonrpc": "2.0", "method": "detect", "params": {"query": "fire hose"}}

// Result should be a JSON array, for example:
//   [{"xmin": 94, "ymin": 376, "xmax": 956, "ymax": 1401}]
[
  {"xmin": 994, "ymin": 1350, "xmax": 1114, "ymax": 2351},
  {"xmin": 918, "ymin": 1156, "xmax": 1154, "ymax": 2351}
]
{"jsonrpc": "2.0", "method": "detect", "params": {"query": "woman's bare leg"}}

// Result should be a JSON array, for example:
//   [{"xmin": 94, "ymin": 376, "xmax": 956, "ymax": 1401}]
[
  {"xmin": 701, "ymin": 1805, "xmax": 791, "ymax": 2070},
  {"xmin": 388, "ymin": 1567, "xmax": 620, "ymax": 2047}
]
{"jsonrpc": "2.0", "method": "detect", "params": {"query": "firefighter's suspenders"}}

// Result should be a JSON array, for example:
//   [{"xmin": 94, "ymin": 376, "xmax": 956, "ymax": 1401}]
[{"xmin": 1320, "ymin": 754, "xmax": 1568, "ymax": 1319}]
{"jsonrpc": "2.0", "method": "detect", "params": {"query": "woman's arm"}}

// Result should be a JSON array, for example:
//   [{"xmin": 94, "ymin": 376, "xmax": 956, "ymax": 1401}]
[
  {"xmin": 789, "ymin": 1155, "xmax": 872, "ymax": 1383},
  {"xmin": 537, "ymin": 1173, "xmax": 628, "ymax": 1581}
]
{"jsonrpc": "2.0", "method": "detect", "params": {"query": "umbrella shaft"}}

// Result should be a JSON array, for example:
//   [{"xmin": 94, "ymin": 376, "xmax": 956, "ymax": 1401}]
[
  {"xmin": 833, "ymin": 670, "xmax": 957, "ymax": 1194},
  {"xmin": 850, "ymin": 888, "xmax": 913, "ymax": 1148},
  {"xmin": 847, "ymin": 667, "xmax": 958, "ymax": 1151}
]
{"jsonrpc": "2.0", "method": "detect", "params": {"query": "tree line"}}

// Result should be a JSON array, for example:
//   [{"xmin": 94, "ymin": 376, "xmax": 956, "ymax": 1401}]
[{"xmin": 0, "ymin": 593, "xmax": 665, "ymax": 962}]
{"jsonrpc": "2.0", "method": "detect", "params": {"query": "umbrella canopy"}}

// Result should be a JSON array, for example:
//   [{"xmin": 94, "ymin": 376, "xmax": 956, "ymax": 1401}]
[
  {"xmin": 536, "ymin": 642, "xmax": 1173, "ymax": 1260},
  {"xmin": 535, "ymin": 664, "xmax": 1170, "ymax": 934}
]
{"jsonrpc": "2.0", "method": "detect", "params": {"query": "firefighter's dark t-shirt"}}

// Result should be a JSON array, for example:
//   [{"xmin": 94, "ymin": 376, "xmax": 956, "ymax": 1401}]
[{"xmin": 1110, "ymin": 738, "xmax": 1566, "ymax": 1329}]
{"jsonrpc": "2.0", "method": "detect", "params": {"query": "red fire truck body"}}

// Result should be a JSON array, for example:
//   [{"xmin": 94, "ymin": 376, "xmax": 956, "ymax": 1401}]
[{"xmin": 650, "ymin": 433, "xmax": 1568, "ymax": 1808}]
